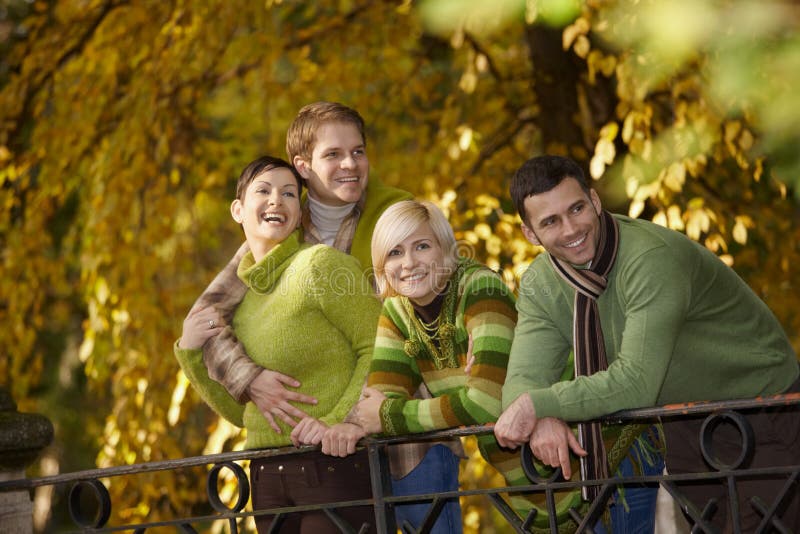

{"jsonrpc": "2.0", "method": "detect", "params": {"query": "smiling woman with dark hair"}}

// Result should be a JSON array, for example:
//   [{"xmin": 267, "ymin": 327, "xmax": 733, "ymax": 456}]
[{"xmin": 174, "ymin": 155, "xmax": 381, "ymax": 533}]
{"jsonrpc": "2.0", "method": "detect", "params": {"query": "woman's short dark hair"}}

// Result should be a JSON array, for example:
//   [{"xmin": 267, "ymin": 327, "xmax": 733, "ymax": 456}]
[{"xmin": 235, "ymin": 156, "xmax": 303, "ymax": 201}]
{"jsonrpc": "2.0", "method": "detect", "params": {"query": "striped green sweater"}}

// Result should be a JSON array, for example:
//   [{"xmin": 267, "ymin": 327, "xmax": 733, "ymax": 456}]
[
  {"xmin": 367, "ymin": 259, "xmax": 545, "ymax": 517},
  {"xmin": 368, "ymin": 259, "xmax": 515, "ymax": 432}
]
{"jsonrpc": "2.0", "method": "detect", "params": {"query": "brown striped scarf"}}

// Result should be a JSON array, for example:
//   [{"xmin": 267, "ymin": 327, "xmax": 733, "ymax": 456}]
[{"xmin": 548, "ymin": 209, "xmax": 619, "ymax": 501}]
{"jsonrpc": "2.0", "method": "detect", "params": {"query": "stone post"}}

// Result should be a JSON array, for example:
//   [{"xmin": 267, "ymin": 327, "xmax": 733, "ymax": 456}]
[{"xmin": 0, "ymin": 388, "xmax": 54, "ymax": 534}]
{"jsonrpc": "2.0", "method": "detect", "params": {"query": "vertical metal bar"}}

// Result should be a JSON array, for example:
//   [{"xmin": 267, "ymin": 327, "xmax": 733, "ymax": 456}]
[
  {"xmin": 727, "ymin": 474, "xmax": 741, "ymax": 534},
  {"xmin": 366, "ymin": 441, "xmax": 396, "ymax": 534}
]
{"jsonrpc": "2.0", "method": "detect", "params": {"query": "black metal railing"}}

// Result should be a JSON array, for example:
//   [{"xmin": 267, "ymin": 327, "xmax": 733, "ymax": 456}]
[{"xmin": 2, "ymin": 393, "xmax": 799, "ymax": 533}]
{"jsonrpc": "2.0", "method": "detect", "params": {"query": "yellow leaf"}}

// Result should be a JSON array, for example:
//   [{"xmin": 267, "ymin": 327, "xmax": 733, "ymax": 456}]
[
  {"xmin": 458, "ymin": 127, "xmax": 473, "ymax": 151},
  {"xmin": 459, "ymin": 70, "xmax": 477, "ymax": 93},
  {"xmin": 625, "ymin": 174, "xmax": 639, "ymax": 198},
  {"xmin": 562, "ymin": 17, "xmax": 589, "ymax": 50},
  {"xmin": 663, "ymin": 163, "xmax": 686, "ymax": 192},
  {"xmin": 667, "ymin": 205, "xmax": 685, "ymax": 230},
  {"xmin": 629, "ymin": 199, "xmax": 645, "ymax": 218},
  {"xmin": 597, "ymin": 138, "xmax": 615, "ymax": 163},
  {"xmin": 474, "ymin": 223, "xmax": 491, "ymax": 240},
  {"xmin": 704, "ymin": 233, "xmax": 728, "ymax": 253},
  {"xmin": 733, "ymin": 219, "xmax": 748, "ymax": 244},
  {"xmin": 590, "ymin": 154, "xmax": 606, "ymax": 180},
  {"xmin": 599, "ymin": 122, "xmax": 619, "ymax": 141},
  {"xmin": 719, "ymin": 254, "xmax": 734, "ymax": 267},
  {"xmin": 574, "ymin": 35, "xmax": 590, "ymax": 59}
]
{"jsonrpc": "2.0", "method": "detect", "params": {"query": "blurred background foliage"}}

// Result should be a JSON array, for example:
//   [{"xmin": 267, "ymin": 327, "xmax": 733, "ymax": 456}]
[{"xmin": 0, "ymin": 0, "xmax": 798, "ymax": 531}]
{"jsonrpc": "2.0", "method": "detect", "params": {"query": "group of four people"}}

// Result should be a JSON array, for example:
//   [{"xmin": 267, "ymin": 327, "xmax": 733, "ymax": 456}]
[{"xmin": 175, "ymin": 102, "xmax": 799, "ymax": 533}]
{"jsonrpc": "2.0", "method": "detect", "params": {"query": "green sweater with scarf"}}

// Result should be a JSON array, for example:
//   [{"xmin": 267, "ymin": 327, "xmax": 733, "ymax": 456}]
[
  {"xmin": 504, "ymin": 214, "xmax": 798, "ymax": 419},
  {"xmin": 175, "ymin": 230, "xmax": 382, "ymax": 449}
]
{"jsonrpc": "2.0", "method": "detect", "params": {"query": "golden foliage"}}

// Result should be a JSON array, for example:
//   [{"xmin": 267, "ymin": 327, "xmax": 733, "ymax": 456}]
[{"xmin": 1, "ymin": 0, "xmax": 798, "ymax": 531}]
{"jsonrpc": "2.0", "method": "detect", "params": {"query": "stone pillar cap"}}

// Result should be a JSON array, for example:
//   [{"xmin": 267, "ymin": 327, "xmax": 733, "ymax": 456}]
[{"xmin": 0, "ymin": 388, "xmax": 54, "ymax": 471}]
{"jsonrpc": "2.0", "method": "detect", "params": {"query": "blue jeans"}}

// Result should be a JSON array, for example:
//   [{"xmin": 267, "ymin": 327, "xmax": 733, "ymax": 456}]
[
  {"xmin": 392, "ymin": 444, "xmax": 463, "ymax": 534},
  {"xmin": 594, "ymin": 437, "xmax": 665, "ymax": 534}
]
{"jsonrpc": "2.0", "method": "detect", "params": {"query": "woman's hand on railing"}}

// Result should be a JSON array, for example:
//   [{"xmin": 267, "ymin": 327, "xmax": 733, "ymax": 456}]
[
  {"xmin": 290, "ymin": 417, "xmax": 329, "ymax": 447},
  {"xmin": 321, "ymin": 423, "xmax": 366, "ymax": 457},
  {"xmin": 353, "ymin": 387, "xmax": 386, "ymax": 434}
]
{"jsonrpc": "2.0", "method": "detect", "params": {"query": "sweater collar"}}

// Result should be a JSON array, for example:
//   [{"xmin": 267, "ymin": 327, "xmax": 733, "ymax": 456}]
[
  {"xmin": 306, "ymin": 194, "xmax": 357, "ymax": 245},
  {"xmin": 238, "ymin": 229, "xmax": 303, "ymax": 294}
]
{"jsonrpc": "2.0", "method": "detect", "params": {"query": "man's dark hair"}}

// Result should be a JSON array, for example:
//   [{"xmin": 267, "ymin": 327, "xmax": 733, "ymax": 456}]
[
  {"xmin": 235, "ymin": 155, "xmax": 303, "ymax": 201},
  {"xmin": 510, "ymin": 155, "xmax": 590, "ymax": 223}
]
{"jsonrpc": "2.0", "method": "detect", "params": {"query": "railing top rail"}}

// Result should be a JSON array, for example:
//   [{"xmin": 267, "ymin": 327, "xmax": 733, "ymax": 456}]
[
  {"xmin": 2, "ymin": 392, "xmax": 798, "ymax": 493},
  {"xmin": 600, "ymin": 391, "xmax": 800, "ymax": 422}
]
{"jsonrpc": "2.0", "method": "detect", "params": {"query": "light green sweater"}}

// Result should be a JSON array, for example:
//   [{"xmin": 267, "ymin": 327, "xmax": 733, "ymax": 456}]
[
  {"xmin": 174, "ymin": 230, "xmax": 382, "ymax": 449},
  {"xmin": 348, "ymin": 178, "xmax": 412, "ymax": 273},
  {"xmin": 504, "ymin": 214, "xmax": 798, "ymax": 420}
]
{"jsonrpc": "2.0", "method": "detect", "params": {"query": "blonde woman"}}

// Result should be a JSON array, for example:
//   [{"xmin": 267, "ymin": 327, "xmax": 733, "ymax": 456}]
[{"xmin": 351, "ymin": 200, "xmax": 538, "ymax": 531}]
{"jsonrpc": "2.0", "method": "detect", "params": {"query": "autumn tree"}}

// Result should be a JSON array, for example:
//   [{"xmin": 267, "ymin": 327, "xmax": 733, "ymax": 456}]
[{"xmin": 1, "ymin": 0, "xmax": 797, "ymax": 531}]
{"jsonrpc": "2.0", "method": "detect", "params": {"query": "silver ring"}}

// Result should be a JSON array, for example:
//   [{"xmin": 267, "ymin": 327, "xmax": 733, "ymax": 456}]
[{"xmin": 209, "ymin": 319, "xmax": 216, "ymax": 329}]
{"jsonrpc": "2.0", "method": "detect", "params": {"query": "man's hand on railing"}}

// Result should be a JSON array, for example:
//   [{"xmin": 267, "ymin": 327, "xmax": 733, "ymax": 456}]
[
  {"xmin": 321, "ymin": 423, "xmax": 366, "ymax": 457},
  {"xmin": 529, "ymin": 417, "xmax": 586, "ymax": 479},
  {"xmin": 248, "ymin": 370, "xmax": 318, "ymax": 433},
  {"xmin": 494, "ymin": 393, "xmax": 538, "ymax": 449},
  {"xmin": 289, "ymin": 417, "xmax": 329, "ymax": 447}
]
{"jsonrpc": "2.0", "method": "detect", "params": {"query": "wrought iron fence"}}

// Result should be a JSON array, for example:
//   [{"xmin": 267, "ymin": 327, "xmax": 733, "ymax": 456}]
[{"xmin": 2, "ymin": 393, "xmax": 799, "ymax": 533}]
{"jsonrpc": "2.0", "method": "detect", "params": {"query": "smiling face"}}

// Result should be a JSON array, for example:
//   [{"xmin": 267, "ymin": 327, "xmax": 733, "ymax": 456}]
[
  {"xmin": 383, "ymin": 222, "xmax": 451, "ymax": 306},
  {"xmin": 521, "ymin": 177, "xmax": 603, "ymax": 266},
  {"xmin": 231, "ymin": 167, "xmax": 301, "ymax": 261},
  {"xmin": 294, "ymin": 121, "xmax": 369, "ymax": 206}
]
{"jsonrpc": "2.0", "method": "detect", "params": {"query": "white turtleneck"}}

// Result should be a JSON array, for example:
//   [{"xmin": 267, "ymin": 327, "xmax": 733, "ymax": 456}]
[{"xmin": 307, "ymin": 193, "xmax": 357, "ymax": 245}]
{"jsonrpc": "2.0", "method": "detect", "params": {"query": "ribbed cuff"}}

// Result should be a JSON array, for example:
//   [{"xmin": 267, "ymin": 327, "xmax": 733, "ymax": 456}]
[
  {"xmin": 528, "ymin": 388, "xmax": 561, "ymax": 420},
  {"xmin": 379, "ymin": 398, "xmax": 407, "ymax": 436}
]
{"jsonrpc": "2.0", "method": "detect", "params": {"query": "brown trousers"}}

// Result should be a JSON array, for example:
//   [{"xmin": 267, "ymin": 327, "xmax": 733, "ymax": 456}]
[
  {"xmin": 250, "ymin": 449, "xmax": 375, "ymax": 533},
  {"xmin": 663, "ymin": 375, "xmax": 800, "ymax": 533}
]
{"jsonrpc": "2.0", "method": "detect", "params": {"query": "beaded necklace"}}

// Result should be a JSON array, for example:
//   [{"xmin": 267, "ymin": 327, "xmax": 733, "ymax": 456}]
[{"xmin": 401, "ymin": 261, "xmax": 465, "ymax": 369}]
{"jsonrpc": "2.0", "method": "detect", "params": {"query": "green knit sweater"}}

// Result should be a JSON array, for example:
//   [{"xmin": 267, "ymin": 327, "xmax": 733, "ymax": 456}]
[
  {"xmin": 504, "ymin": 214, "xmax": 799, "ymax": 419},
  {"xmin": 175, "ymin": 230, "xmax": 382, "ymax": 449}
]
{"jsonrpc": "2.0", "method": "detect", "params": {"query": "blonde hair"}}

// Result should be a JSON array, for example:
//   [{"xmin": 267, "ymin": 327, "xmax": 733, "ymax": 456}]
[{"xmin": 371, "ymin": 200, "xmax": 459, "ymax": 299}]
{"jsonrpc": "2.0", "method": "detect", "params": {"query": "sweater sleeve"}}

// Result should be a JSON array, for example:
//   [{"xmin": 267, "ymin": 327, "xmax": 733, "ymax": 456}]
[
  {"xmin": 502, "ymin": 261, "xmax": 574, "ymax": 410},
  {"xmin": 367, "ymin": 301, "xmax": 424, "ymax": 400},
  {"xmin": 527, "ymin": 245, "xmax": 684, "ymax": 421},
  {"xmin": 376, "ymin": 273, "xmax": 517, "ymax": 435},
  {"xmin": 191, "ymin": 240, "xmax": 263, "ymax": 403},
  {"xmin": 173, "ymin": 340, "xmax": 245, "ymax": 427},
  {"xmin": 311, "ymin": 249, "xmax": 382, "ymax": 427}
]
